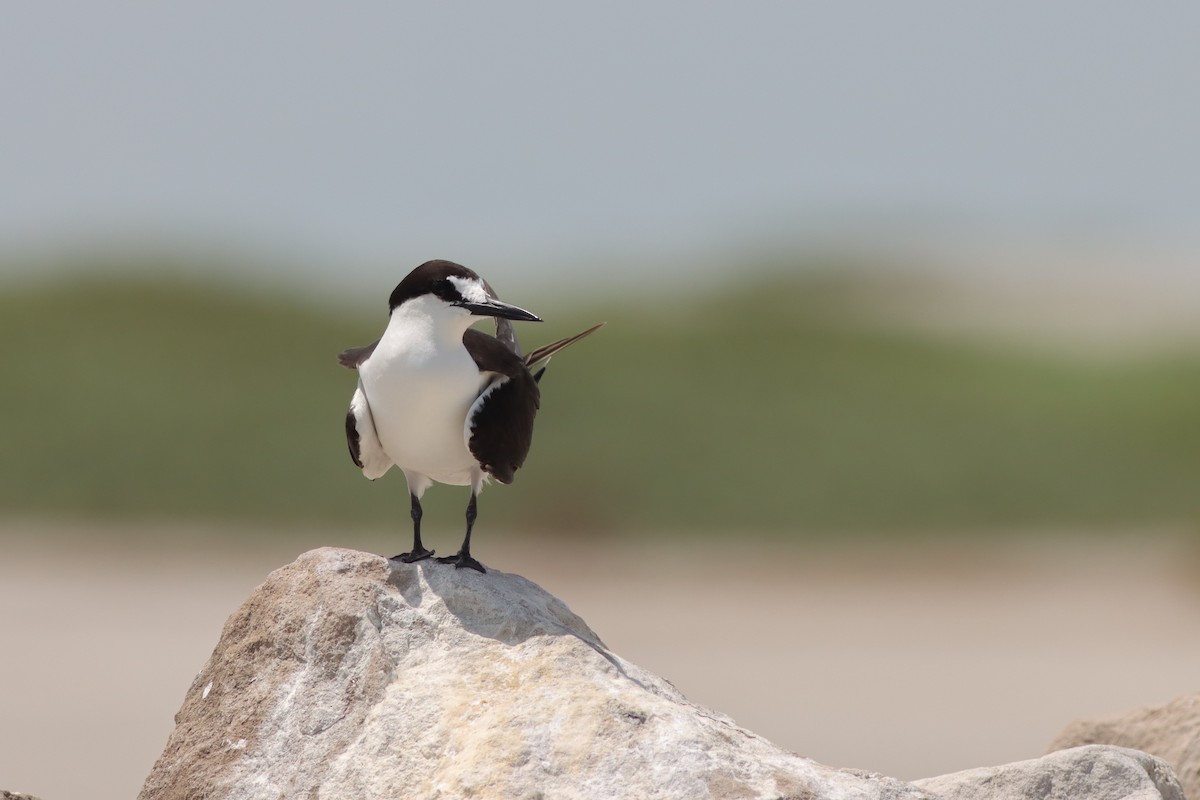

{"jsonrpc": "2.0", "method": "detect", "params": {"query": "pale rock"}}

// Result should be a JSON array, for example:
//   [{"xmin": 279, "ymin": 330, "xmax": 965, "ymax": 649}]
[
  {"xmin": 914, "ymin": 745, "xmax": 1184, "ymax": 800},
  {"xmin": 138, "ymin": 547, "xmax": 928, "ymax": 800},
  {"xmin": 139, "ymin": 547, "xmax": 1186, "ymax": 800},
  {"xmin": 1050, "ymin": 694, "xmax": 1200, "ymax": 799}
]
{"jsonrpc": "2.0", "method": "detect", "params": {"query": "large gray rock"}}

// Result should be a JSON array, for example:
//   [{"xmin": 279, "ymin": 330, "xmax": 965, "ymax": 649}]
[
  {"xmin": 914, "ymin": 745, "xmax": 1184, "ymax": 800},
  {"xmin": 1050, "ymin": 694, "xmax": 1200, "ymax": 799},
  {"xmin": 139, "ymin": 547, "xmax": 1186, "ymax": 800},
  {"xmin": 139, "ymin": 547, "xmax": 927, "ymax": 800}
]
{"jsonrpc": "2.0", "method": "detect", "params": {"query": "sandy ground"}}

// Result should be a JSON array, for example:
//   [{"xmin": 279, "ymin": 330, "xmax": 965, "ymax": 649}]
[{"xmin": 3, "ymin": 521, "xmax": 1200, "ymax": 799}]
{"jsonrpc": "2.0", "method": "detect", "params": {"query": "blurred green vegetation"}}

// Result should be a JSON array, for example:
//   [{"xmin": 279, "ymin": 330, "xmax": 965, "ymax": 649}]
[{"xmin": 2, "ymin": 272, "xmax": 1199, "ymax": 539}]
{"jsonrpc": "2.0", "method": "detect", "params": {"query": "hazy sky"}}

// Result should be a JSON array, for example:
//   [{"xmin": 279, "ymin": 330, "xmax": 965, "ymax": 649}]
[{"xmin": 3, "ymin": 2, "xmax": 1197, "ymax": 290}]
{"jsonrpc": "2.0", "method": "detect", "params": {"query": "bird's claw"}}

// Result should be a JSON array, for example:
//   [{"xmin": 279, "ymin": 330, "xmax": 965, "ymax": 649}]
[{"xmin": 436, "ymin": 552, "xmax": 486, "ymax": 573}]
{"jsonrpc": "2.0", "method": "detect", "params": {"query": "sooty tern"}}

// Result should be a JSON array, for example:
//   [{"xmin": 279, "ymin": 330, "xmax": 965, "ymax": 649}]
[{"xmin": 339, "ymin": 259, "xmax": 603, "ymax": 573}]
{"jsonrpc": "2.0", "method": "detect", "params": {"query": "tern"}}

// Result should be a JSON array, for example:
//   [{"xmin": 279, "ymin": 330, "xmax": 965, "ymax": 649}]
[{"xmin": 339, "ymin": 259, "xmax": 602, "ymax": 573}]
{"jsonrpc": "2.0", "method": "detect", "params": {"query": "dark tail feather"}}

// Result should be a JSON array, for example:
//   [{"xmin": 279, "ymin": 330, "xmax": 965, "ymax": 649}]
[{"xmin": 524, "ymin": 322, "xmax": 605, "ymax": 374}]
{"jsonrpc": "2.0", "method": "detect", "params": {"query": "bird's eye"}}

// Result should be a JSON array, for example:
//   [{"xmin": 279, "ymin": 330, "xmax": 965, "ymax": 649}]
[{"xmin": 433, "ymin": 279, "xmax": 456, "ymax": 300}]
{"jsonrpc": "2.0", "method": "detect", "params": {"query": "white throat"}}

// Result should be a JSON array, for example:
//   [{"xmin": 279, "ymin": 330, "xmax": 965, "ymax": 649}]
[{"xmin": 384, "ymin": 295, "xmax": 477, "ymax": 351}]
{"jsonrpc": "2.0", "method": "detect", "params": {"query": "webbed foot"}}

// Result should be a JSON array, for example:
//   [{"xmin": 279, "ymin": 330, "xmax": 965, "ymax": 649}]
[
  {"xmin": 435, "ymin": 551, "xmax": 486, "ymax": 573},
  {"xmin": 393, "ymin": 547, "xmax": 435, "ymax": 563}
]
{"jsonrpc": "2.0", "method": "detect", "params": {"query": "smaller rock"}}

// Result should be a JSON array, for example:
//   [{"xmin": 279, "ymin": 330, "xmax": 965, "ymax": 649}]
[
  {"xmin": 914, "ymin": 745, "xmax": 1183, "ymax": 800},
  {"xmin": 1049, "ymin": 694, "xmax": 1200, "ymax": 799},
  {"xmin": 1, "ymin": 792, "xmax": 43, "ymax": 800}
]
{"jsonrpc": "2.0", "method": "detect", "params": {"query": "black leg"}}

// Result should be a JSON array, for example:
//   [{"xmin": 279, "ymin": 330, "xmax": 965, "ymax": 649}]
[
  {"xmin": 436, "ymin": 491, "xmax": 486, "ymax": 573},
  {"xmin": 393, "ymin": 493, "xmax": 435, "ymax": 563}
]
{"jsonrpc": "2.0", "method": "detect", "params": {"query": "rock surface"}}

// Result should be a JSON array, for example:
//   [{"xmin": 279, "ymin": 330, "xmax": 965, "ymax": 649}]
[
  {"xmin": 1050, "ymin": 694, "xmax": 1200, "ymax": 799},
  {"xmin": 139, "ymin": 547, "xmax": 927, "ymax": 800},
  {"xmin": 915, "ymin": 745, "xmax": 1184, "ymax": 800},
  {"xmin": 139, "ymin": 547, "xmax": 1185, "ymax": 800}
]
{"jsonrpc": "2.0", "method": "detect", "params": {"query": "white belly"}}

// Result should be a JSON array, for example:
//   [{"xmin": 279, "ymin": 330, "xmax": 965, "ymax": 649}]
[{"xmin": 360, "ymin": 344, "xmax": 489, "ymax": 486}]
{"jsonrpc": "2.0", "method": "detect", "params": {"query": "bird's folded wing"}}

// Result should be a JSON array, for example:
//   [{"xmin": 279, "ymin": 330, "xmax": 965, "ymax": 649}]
[
  {"xmin": 463, "ymin": 373, "xmax": 538, "ymax": 485},
  {"xmin": 493, "ymin": 317, "xmax": 521, "ymax": 356},
  {"xmin": 346, "ymin": 380, "xmax": 393, "ymax": 479}
]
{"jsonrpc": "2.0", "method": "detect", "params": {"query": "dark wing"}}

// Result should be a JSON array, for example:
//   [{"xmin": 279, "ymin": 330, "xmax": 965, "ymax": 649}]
[
  {"xmin": 346, "ymin": 379, "xmax": 393, "ymax": 479},
  {"xmin": 337, "ymin": 340, "xmax": 379, "ymax": 369},
  {"xmin": 477, "ymin": 276, "xmax": 522, "ymax": 355},
  {"xmin": 492, "ymin": 318, "xmax": 520, "ymax": 356},
  {"xmin": 462, "ymin": 329, "xmax": 540, "ymax": 484}
]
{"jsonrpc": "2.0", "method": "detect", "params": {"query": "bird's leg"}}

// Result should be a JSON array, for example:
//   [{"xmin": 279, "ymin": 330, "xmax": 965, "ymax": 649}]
[
  {"xmin": 393, "ymin": 492, "xmax": 435, "ymax": 563},
  {"xmin": 436, "ymin": 491, "xmax": 486, "ymax": 573}
]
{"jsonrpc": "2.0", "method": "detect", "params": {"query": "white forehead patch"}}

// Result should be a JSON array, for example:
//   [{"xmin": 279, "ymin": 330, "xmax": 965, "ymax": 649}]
[{"xmin": 448, "ymin": 276, "xmax": 491, "ymax": 304}]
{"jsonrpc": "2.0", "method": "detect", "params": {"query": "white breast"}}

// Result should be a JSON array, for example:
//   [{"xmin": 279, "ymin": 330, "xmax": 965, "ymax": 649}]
[{"xmin": 358, "ymin": 297, "xmax": 491, "ymax": 486}]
